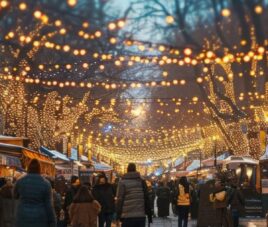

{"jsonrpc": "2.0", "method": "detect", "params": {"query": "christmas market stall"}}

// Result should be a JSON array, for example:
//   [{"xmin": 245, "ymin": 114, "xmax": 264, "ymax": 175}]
[
  {"xmin": 0, "ymin": 143, "xmax": 55, "ymax": 177},
  {"xmin": 40, "ymin": 146, "xmax": 72, "ymax": 179},
  {"xmin": 79, "ymin": 157, "xmax": 113, "ymax": 184},
  {"xmin": 222, "ymin": 155, "xmax": 262, "ymax": 216},
  {"xmin": 0, "ymin": 152, "xmax": 23, "ymax": 178},
  {"xmin": 0, "ymin": 135, "xmax": 29, "ymax": 147}
]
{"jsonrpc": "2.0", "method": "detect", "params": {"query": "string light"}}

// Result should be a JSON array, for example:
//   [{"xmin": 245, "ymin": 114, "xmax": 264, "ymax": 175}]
[
  {"xmin": 1, "ymin": 0, "xmax": 268, "ymax": 164},
  {"xmin": 221, "ymin": 8, "xmax": 231, "ymax": 17}
]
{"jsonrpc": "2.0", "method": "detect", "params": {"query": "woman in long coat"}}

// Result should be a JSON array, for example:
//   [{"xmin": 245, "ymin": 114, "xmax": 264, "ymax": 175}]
[
  {"xmin": 14, "ymin": 159, "xmax": 56, "ymax": 227},
  {"xmin": 156, "ymin": 181, "xmax": 170, "ymax": 217},
  {"xmin": 69, "ymin": 186, "xmax": 101, "ymax": 227}
]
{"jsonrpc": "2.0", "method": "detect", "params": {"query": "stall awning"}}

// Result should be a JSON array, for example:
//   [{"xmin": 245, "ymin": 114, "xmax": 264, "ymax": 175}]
[
  {"xmin": 154, "ymin": 167, "xmax": 164, "ymax": 176},
  {"xmin": 186, "ymin": 160, "xmax": 201, "ymax": 171},
  {"xmin": 202, "ymin": 153, "xmax": 228, "ymax": 167},
  {"xmin": 40, "ymin": 146, "xmax": 69, "ymax": 162},
  {"xmin": 174, "ymin": 157, "xmax": 185, "ymax": 167},
  {"xmin": 0, "ymin": 153, "xmax": 22, "ymax": 168},
  {"xmin": 223, "ymin": 155, "xmax": 258, "ymax": 165},
  {"xmin": 93, "ymin": 161, "xmax": 113, "ymax": 171},
  {"xmin": 23, "ymin": 150, "xmax": 54, "ymax": 165}
]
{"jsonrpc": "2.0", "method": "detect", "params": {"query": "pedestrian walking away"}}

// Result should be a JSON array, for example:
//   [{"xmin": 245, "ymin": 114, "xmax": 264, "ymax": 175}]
[
  {"xmin": 69, "ymin": 185, "xmax": 101, "ymax": 227},
  {"xmin": 116, "ymin": 163, "xmax": 152, "ymax": 227},
  {"xmin": 156, "ymin": 181, "xmax": 170, "ymax": 218},
  {"xmin": 14, "ymin": 159, "xmax": 56, "ymax": 227},
  {"xmin": 93, "ymin": 173, "xmax": 116, "ymax": 227}
]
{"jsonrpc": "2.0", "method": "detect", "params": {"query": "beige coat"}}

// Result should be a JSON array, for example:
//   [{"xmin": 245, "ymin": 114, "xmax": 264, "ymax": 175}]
[{"xmin": 69, "ymin": 200, "xmax": 101, "ymax": 227}]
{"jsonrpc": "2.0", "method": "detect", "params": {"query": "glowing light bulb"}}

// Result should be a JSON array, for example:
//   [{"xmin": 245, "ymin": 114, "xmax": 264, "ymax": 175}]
[
  {"xmin": 63, "ymin": 45, "xmax": 70, "ymax": 52},
  {"xmin": 117, "ymin": 20, "xmax": 125, "ymax": 28},
  {"xmin": 255, "ymin": 5, "xmax": 263, "ymax": 14},
  {"xmin": 110, "ymin": 37, "xmax": 117, "ymax": 44},
  {"xmin": 95, "ymin": 31, "xmax": 102, "ymax": 37},
  {"xmin": 19, "ymin": 2, "xmax": 27, "ymax": 10},
  {"xmin": 184, "ymin": 48, "xmax": 192, "ymax": 55},
  {"xmin": 34, "ymin": 10, "xmax": 42, "ymax": 19},
  {"xmin": 0, "ymin": 0, "xmax": 8, "ymax": 8},
  {"xmin": 67, "ymin": 0, "xmax": 77, "ymax": 7},
  {"xmin": 108, "ymin": 23, "xmax": 116, "ymax": 30},
  {"xmin": 221, "ymin": 8, "xmax": 231, "ymax": 17},
  {"xmin": 196, "ymin": 77, "xmax": 203, "ymax": 83},
  {"xmin": 166, "ymin": 15, "xmax": 174, "ymax": 24}
]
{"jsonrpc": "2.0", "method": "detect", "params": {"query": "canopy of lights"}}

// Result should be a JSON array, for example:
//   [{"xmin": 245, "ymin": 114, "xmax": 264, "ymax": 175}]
[{"xmin": 0, "ymin": 0, "xmax": 268, "ymax": 167}]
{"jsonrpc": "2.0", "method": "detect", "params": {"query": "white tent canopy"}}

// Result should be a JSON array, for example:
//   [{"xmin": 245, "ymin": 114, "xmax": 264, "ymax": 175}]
[
  {"xmin": 174, "ymin": 157, "xmax": 185, "ymax": 167},
  {"xmin": 223, "ymin": 156, "xmax": 258, "ymax": 165},
  {"xmin": 93, "ymin": 161, "xmax": 113, "ymax": 171},
  {"xmin": 222, "ymin": 155, "xmax": 258, "ymax": 170},
  {"xmin": 186, "ymin": 160, "xmax": 201, "ymax": 171}
]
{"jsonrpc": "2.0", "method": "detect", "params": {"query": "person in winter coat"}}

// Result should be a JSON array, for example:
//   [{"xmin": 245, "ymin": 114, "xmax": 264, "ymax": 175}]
[
  {"xmin": 116, "ymin": 163, "xmax": 152, "ymax": 227},
  {"xmin": 229, "ymin": 184, "xmax": 244, "ymax": 227},
  {"xmin": 92, "ymin": 173, "xmax": 115, "ymax": 227},
  {"xmin": 0, "ymin": 179, "xmax": 13, "ymax": 199},
  {"xmin": 0, "ymin": 179, "xmax": 17, "ymax": 227},
  {"xmin": 189, "ymin": 183, "xmax": 198, "ymax": 219},
  {"xmin": 176, "ymin": 176, "xmax": 191, "ymax": 227},
  {"xmin": 69, "ymin": 185, "xmax": 101, "ymax": 227},
  {"xmin": 14, "ymin": 159, "xmax": 56, "ymax": 227},
  {"xmin": 63, "ymin": 175, "xmax": 81, "ymax": 224},
  {"xmin": 156, "ymin": 181, "xmax": 170, "ymax": 218},
  {"xmin": 48, "ymin": 180, "xmax": 65, "ymax": 227},
  {"xmin": 146, "ymin": 180, "xmax": 156, "ymax": 217},
  {"xmin": 212, "ymin": 180, "xmax": 229, "ymax": 227}
]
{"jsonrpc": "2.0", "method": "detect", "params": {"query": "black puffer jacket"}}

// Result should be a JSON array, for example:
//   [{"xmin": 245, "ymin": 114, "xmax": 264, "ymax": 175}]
[{"xmin": 92, "ymin": 183, "xmax": 115, "ymax": 214}]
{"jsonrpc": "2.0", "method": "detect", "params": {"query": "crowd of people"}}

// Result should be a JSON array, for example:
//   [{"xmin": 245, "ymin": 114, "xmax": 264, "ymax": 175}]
[{"xmin": 0, "ymin": 159, "xmax": 245, "ymax": 227}]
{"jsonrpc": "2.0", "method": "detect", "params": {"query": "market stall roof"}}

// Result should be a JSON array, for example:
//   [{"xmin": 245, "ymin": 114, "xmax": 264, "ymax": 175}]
[
  {"xmin": 223, "ymin": 156, "xmax": 258, "ymax": 165},
  {"xmin": 74, "ymin": 161, "xmax": 84, "ymax": 167},
  {"xmin": 202, "ymin": 153, "xmax": 229, "ymax": 167},
  {"xmin": 0, "ymin": 143, "xmax": 53, "ymax": 165},
  {"xmin": 40, "ymin": 146, "xmax": 69, "ymax": 162},
  {"xmin": 154, "ymin": 167, "xmax": 164, "ymax": 176},
  {"xmin": 80, "ymin": 155, "xmax": 89, "ymax": 162},
  {"xmin": 93, "ymin": 161, "xmax": 113, "ymax": 171},
  {"xmin": 0, "ymin": 135, "xmax": 30, "ymax": 147},
  {"xmin": 186, "ymin": 160, "xmax": 201, "ymax": 171},
  {"xmin": 22, "ymin": 150, "xmax": 54, "ymax": 165},
  {"xmin": 174, "ymin": 157, "xmax": 185, "ymax": 167}
]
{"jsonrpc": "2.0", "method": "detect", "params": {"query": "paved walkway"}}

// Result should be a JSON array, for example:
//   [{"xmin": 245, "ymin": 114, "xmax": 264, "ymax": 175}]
[
  {"xmin": 111, "ymin": 217, "xmax": 266, "ymax": 227},
  {"xmin": 149, "ymin": 217, "xmax": 266, "ymax": 227}
]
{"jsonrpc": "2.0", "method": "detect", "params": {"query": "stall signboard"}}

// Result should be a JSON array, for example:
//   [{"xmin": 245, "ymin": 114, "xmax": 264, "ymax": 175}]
[
  {"xmin": 0, "ymin": 154, "xmax": 22, "ymax": 168},
  {"xmin": 56, "ymin": 166, "xmax": 78, "ymax": 180},
  {"xmin": 70, "ymin": 148, "xmax": 78, "ymax": 161}
]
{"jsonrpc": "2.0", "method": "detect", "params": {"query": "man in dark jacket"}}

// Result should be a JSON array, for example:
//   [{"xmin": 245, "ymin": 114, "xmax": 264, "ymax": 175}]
[
  {"xmin": 14, "ymin": 159, "xmax": 56, "ymax": 227},
  {"xmin": 156, "ymin": 181, "xmax": 170, "ymax": 218},
  {"xmin": 0, "ymin": 179, "xmax": 17, "ymax": 227},
  {"xmin": 229, "ymin": 184, "xmax": 244, "ymax": 227},
  {"xmin": 92, "ymin": 173, "xmax": 115, "ymax": 227},
  {"xmin": 64, "ymin": 175, "xmax": 80, "ymax": 225},
  {"xmin": 116, "ymin": 163, "xmax": 152, "ymax": 227}
]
